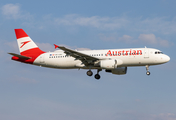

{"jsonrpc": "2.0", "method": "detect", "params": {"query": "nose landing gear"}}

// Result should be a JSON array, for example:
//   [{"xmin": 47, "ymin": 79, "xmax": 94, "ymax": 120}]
[
  {"xmin": 146, "ymin": 71, "xmax": 150, "ymax": 75},
  {"xmin": 146, "ymin": 65, "xmax": 150, "ymax": 76}
]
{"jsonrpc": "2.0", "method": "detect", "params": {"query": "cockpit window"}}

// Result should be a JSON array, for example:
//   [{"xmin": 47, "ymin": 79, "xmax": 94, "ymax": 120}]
[{"xmin": 155, "ymin": 51, "xmax": 163, "ymax": 54}]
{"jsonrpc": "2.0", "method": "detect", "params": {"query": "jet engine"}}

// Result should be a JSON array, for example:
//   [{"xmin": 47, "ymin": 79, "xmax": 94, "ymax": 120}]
[
  {"xmin": 100, "ymin": 59, "xmax": 123, "ymax": 69},
  {"xmin": 105, "ymin": 67, "xmax": 127, "ymax": 75}
]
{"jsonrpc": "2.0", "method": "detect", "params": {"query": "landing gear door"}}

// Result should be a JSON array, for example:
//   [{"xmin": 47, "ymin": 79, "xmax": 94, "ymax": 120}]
[{"xmin": 144, "ymin": 47, "xmax": 149, "ymax": 58}]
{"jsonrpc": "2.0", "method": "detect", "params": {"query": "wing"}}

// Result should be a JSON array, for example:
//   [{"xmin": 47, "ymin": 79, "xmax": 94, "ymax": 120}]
[
  {"xmin": 8, "ymin": 53, "xmax": 31, "ymax": 59},
  {"xmin": 54, "ymin": 44, "xmax": 100, "ymax": 66}
]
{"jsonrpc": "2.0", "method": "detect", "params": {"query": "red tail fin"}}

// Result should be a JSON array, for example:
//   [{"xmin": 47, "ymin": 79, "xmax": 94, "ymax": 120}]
[{"xmin": 13, "ymin": 29, "xmax": 45, "ymax": 64}]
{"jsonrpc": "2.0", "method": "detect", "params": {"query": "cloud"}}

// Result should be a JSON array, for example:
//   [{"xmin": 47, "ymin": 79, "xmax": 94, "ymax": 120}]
[
  {"xmin": 115, "ymin": 111, "xmax": 176, "ymax": 120},
  {"xmin": 1, "ymin": 4, "xmax": 32, "ymax": 20},
  {"xmin": 99, "ymin": 33, "xmax": 172, "ymax": 47},
  {"xmin": 151, "ymin": 113, "xmax": 176, "ymax": 120},
  {"xmin": 119, "ymin": 35, "xmax": 134, "ymax": 43},
  {"xmin": 1, "ymin": 5, "xmax": 175, "ymax": 47},
  {"xmin": 1, "ymin": 4, "xmax": 20, "ymax": 19},
  {"xmin": 158, "ymin": 39, "xmax": 171, "ymax": 47},
  {"xmin": 1, "ymin": 4, "xmax": 176, "ymax": 36},
  {"xmin": 138, "ymin": 17, "xmax": 176, "ymax": 34},
  {"xmin": 54, "ymin": 14, "xmax": 129, "ymax": 30},
  {"xmin": 53, "ymin": 14, "xmax": 176, "ymax": 35},
  {"xmin": 1, "ymin": 4, "xmax": 176, "ymax": 35},
  {"xmin": 138, "ymin": 34, "xmax": 172, "ymax": 47},
  {"xmin": 138, "ymin": 34, "xmax": 157, "ymax": 44}
]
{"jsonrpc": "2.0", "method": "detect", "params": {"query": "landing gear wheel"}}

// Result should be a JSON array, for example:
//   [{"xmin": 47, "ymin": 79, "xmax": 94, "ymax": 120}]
[
  {"xmin": 87, "ymin": 70, "xmax": 93, "ymax": 76},
  {"xmin": 146, "ymin": 71, "xmax": 150, "ymax": 76},
  {"xmin": 94, "ymin": 74, "xmax": 100, "ymax": 80},
  {"xmin": 145, "ymin": 65, "xmax": 151, "ymax": 76}
]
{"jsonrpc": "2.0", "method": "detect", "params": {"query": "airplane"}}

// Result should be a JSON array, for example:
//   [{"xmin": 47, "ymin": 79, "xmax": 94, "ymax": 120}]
[{"xmin": 8, "ymin": 29, "xmax": 170, "ymax": 80}]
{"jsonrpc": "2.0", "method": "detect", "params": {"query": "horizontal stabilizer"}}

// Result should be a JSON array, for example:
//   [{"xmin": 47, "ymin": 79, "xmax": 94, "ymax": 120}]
[{"xmin": 8, "ymin": 53, "xmax": 31, "ymax": 59}]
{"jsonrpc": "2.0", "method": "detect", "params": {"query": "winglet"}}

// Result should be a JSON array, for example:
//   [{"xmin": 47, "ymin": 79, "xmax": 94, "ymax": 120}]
[{"xmin": 54, "ymin": 44, "xmax": 59, "ymax": 49}]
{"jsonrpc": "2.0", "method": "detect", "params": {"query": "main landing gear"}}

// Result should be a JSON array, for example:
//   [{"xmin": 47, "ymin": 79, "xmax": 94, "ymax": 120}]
[
  {"xmin": 94, "ymin": 69, "xmax": 102, "ymax": 80},
  {"xmin": 146, "ymin": 65, "xmax": 150, "ymax": 76},
  {"xmin": 87, "ymin": 70, "xmax": 93, "ymax": 76},
  {"xmin": 86, "ymin": 69, "xmax": 102, "ymax": 80}
]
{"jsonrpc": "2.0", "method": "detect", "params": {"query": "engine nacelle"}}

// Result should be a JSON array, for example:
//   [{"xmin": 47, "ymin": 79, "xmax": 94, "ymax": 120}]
[
  {"xmin": 106, "ymin": 67, "xmax": 127, "ymax": 75},
  {"xmin": 100, "ymin": 59, "xmax": 123, "ymax": 69}
]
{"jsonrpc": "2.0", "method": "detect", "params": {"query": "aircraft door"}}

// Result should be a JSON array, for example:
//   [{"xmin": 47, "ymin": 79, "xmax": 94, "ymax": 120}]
[{"xmin": 144, "ymin": 47, "xmax": 149, "ymax": 58}]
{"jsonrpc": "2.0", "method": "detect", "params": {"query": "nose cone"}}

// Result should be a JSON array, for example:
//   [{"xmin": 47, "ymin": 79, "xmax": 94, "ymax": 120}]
[{"xmin": 164, "ymin": 55, "xmax": 170, "ymax": 63}]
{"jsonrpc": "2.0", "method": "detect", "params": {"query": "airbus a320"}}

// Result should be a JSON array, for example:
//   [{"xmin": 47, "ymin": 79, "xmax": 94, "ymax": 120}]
[{"xmin": 9, "ymin": 29, "xmax": 170, "ymax": 80}]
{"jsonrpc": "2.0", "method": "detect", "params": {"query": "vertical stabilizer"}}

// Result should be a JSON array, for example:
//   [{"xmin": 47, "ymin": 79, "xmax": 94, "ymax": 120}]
[{"xmin": 14, "ymin": 29, "xmax": 45, "ymax": 56}]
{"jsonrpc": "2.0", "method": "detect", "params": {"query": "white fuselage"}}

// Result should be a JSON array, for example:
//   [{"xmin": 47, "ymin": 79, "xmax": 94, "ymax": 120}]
[{"xmin": 33, "ymin": 48, "xmax": 170, "ymax": 69}]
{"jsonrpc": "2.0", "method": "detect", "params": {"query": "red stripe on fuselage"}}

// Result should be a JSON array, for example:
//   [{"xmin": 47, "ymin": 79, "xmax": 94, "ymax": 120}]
[
  {"xmin": 12, "ymin": 47, "xmax": 45, "ymax": 64},
  {"xmin": 15, "ymin": 29, "xmax": 29, "ymax": 39}
]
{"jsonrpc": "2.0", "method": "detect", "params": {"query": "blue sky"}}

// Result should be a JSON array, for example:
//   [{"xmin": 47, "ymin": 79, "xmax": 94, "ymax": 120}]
[{"xmin": 0, "ymin": 0, "xmax": 176, "ymax": 120}]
